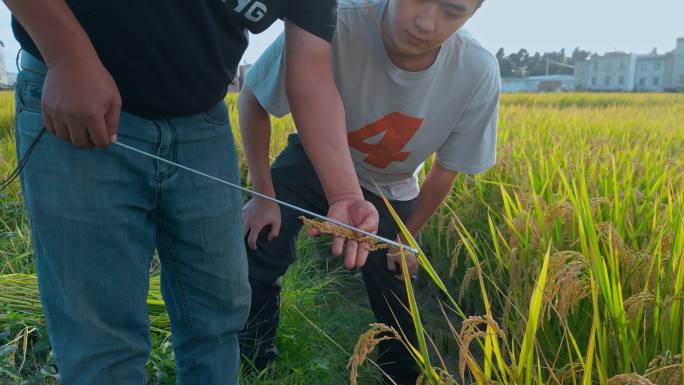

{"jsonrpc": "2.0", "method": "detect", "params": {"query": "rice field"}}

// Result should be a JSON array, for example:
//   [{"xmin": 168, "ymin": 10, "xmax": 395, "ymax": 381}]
[{"xmin": 1, "ymin": 91, "xmax": 683, "ymax": 384}]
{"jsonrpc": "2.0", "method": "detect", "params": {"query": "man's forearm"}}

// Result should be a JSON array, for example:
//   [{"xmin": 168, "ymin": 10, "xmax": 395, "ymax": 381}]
[
  {"xmin": 239, "ymin": 86, "xmax": 275, "ymax": 197},
  {"xmin": 293, "ymin": 88, "xmax": 361, "ymax": 202},
  {"xmin": 405, "ymin": 163, "xmax": 459, "ymax": 236},
  {"xmin": 4, "ymin": 0, "xmax": 96, "ymax": 67},
  {"xmin": 284, "ymin": 21, "xmax": 363, "ymax": 203}
]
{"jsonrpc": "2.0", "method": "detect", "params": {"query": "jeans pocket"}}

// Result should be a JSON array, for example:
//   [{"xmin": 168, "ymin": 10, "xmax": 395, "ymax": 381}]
[
  {"xmin": 201, "ymin": 100, "xmax": 230, "ymax": 126},
  {"xmin": 15, "ymin": 71, "xmax": 45, "ymax": 114}
]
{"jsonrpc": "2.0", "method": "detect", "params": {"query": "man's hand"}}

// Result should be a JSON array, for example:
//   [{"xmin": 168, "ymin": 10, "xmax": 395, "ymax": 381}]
[
  {"xmin": 242, "ymin": 198, "xmax": 282, "ymax": 250},
  {"xmin": 308, "ymin": 198, "xmax": 379, "ymax": 270},
  {"xmin": 387, "ymin": 235, "xmax": 419, "ymax": 281},
  {"xmin": 3, "ymin": 0, "xmax": 122, "ymax": 148},
  {"xmin": 42, "ymin": 51, "xmax": 121, "ymax": 148}
]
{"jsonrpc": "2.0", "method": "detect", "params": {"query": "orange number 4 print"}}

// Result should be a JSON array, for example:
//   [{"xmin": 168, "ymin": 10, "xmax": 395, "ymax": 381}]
[{"xmin": 347, "ymin": 112, "xmax": 423, "ymax": 169}]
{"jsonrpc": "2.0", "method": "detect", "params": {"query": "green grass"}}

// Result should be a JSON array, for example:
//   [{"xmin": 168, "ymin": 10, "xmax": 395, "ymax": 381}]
[
  {"xmin": 0, "ymin": 91, "xmax": 33, "ymax": 277},
  {"xmin": 240, "ymin": 237, "xmax": 382, "ymax": 385}
]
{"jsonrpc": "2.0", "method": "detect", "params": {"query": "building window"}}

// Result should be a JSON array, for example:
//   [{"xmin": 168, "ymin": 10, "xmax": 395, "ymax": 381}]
[
  {"xmin": 593, "ymin": 62, "xmax": 598, "ymax": 70},
  {"xmin": 641, "ymin": 63, "xmax": 648, "ymax": 71},
  {"xmin": 639, "ymin": 78, "xmax": 646, "ymax": 87},
  {"xmin": 605, "ymin": 76, "xmax": 611, "ymax": 86},
  {"xmin": 620, "ymin": 61, "xmax": 625, "ymax": 70},
  {"xmin": 655, "ymin": 62, "xmax": 662, "ymax": 70},
  {"xmin": 619, "ymin": 76, "xmax": 625, "ymax": 85},
  {"xmin": 653, "ymin": 77, "xmax": 660, "ymax": 86},
  {"xmin": 592, "ymin": 77, "xmax": 597, "ymax": 86}
]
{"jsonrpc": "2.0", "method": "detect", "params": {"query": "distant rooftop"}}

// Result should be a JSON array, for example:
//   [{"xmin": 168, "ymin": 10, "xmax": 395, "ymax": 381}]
[
  {"xmin": 582, "ymin": 38, "xmax": 684, "ymax": 62},
  {"xmin": 502, "ymin": 75, "xmax": 574, "ymax": 81}
]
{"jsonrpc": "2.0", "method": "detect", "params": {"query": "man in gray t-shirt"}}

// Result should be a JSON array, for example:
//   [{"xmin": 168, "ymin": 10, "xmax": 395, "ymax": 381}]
[{"xmin": 239, "ymin": 0, "xmax": 500, "ymax": 383}]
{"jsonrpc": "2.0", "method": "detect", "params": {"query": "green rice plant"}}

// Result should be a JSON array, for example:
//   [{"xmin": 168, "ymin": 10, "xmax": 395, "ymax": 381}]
[{"xmin": 380, "ymin": 93, "xmax": 684, "ymax": 384}]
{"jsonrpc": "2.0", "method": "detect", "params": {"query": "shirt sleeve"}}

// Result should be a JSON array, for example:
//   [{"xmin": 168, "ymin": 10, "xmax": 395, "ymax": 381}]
[
  {"xmin": 283, "ymin": 0, "xmax": 338, "ymax": 43},
  {"xmin": 243, "ymin": 34, "xmax": 292, "ymax": 118},
  {"xmin": 435, "ymin": 58, "xmax": 501, "ymax": 174}
]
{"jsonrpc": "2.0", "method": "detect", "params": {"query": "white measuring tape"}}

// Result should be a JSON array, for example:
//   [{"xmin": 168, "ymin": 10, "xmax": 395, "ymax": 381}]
[{"xmin": 112, "ymin": 141, "xmax": 419, "ymax": 254}]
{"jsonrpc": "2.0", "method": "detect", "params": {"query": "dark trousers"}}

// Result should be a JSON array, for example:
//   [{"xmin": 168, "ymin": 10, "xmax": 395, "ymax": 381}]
[{"xmin": 238, "ymin": 135, "xmax": 420, "ymax": 384}]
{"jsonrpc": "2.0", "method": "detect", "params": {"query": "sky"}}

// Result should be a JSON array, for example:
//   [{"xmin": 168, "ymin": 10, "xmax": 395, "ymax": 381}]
[{"xmin": 1, "ymin": 0, "xmax": 683, "ymax": 73}]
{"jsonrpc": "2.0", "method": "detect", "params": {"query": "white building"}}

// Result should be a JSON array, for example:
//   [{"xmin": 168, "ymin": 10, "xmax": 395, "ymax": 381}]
[
  {"xmin": 575, "ymin": 37, "xmax": 684, "ymax": 92},
  {"xmin": 502, "ymin": 75, "xmax": 575, "ymax": 93},
  {"xmin": 672, "ymin": 38, "xmax": 684, "ymax": 90},
  {"xmin": 635, "ymin": 53, "xmax": 668, "ymax": 91},
  {"xmin": 575, "ymin": 52, "xmax": 637, "ymax": 91}
]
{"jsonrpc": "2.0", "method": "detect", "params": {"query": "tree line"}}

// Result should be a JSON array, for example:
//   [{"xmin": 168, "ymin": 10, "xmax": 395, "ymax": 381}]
[{"xmin": 496, "ymin": 47, "xmax": 592, "ymax": 78}]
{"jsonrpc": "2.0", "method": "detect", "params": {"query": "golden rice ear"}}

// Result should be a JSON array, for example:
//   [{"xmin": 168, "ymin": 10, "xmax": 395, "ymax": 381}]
[
  {"xmin": 645, "ymin": 354, "xmax": 682, "ymax": 385},
  {"xmin": 416, "ymin": 368, "xmax": 458, "ymax": 385},
  {"xmin": 457, "ymin": 316, "xmax": 506, "ymax": 383},
  {"xmin": 606, "ymin": 373, "xmax": 656, "ymax": 385},
  {"xmin": 544, "ymin": 251, "xmax": 590, "ymax": 322},
  {"xmin": 298, "ymin": 216, "xmax": 391, "ymax": 251},
  {"xmin": 348, "ymin": 323, "xmax": 402, "ymax": 385}
]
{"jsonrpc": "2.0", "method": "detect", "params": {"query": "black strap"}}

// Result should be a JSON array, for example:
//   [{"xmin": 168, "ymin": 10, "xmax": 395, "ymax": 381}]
[{"xmin": 0, "ymin": 127, "xmax": 47, "ymax": 192}]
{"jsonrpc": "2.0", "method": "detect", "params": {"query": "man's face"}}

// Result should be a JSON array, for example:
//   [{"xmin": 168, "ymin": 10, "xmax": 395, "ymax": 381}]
[{"xmin": 385, "ymin": 0, "xmax": 479, "ymax": 55}]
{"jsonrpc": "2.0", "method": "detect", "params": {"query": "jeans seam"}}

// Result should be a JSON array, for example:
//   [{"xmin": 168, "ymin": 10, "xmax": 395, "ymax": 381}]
[
  {"xmin": 153, "ymin": 123, "xmax": 163, "ymax": 186},
  {"xmin": 155, "ymin": 158, "xmax": 199, "ymax": 382},
  {"xmin": 142, "ymin": 221, "xmax": 157, "ymax": 339},
  {"xmin": 156, "ymin": 123, "xmax": 199, "ymax": 383},
  {"xmin": 158, "ymin": 219, "xmax": 199, "ymax": 384},
  {"xmin": 159, "ymin": 122, "xmax": 179, "ymax": 184}
]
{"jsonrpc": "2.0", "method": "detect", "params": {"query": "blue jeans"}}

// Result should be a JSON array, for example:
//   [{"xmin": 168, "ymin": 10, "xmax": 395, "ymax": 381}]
[{"xmin": 15, "ymin": 52, "xmax": 250, "ymax": 385}]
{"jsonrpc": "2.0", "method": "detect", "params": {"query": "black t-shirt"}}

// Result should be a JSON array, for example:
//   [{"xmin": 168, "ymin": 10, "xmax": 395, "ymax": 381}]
[{"xmin": 12, "ymin": 0, "xmax": 337, "ymax": 119}]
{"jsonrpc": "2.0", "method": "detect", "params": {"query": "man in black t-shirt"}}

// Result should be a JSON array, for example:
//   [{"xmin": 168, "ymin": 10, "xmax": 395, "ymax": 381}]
[{"xmin": 5, "ymin": 0, "xmax": 379, "ymax": 383}]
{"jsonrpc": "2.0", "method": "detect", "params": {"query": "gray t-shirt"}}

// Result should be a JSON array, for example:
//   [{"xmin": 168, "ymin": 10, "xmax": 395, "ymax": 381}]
[{"xmin": 246, "ymin": 0, "xmax": 501, "ymax": 201}]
